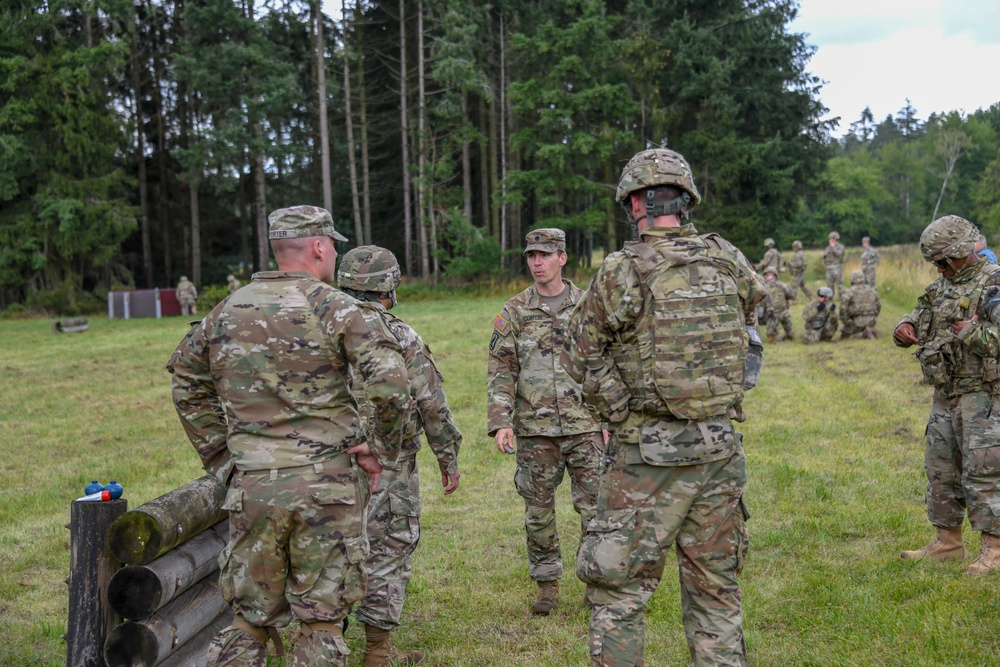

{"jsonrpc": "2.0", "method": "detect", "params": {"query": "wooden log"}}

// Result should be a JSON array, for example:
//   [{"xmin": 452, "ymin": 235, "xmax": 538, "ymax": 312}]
[
  {"xmin": 107, "ymin": 520, "xmax": 229, "ymax": 619},
  {"xmin": 107, "ymin": 475, "xmax": 227, "ymax": 566},
  {"xmin": 103, "ymin": 572, "xmax": 229, "ymax": 667},
  {"xmin": 66, "ymin": 497, "xmax": 128, "ymax": 667},
  {"xmin": 155, "ymin": 610, "xmax": 233, "ymax": 667}
]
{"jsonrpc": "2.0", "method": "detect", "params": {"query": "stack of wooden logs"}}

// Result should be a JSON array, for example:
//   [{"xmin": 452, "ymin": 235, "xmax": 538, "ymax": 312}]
[{"xmin": 101, "ymin": 475, "xmax": 232, "ymax": 667}]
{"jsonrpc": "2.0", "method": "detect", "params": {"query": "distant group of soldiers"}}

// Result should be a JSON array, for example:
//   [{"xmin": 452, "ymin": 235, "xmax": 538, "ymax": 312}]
[{"xmin": 753, "ymin": 233, "xmax": 881, "ymax": 344}]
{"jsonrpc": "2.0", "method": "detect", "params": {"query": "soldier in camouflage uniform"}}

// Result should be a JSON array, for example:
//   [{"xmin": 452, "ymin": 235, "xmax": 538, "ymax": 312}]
[
  {"xmin": 840, "ymin": 271, "xmax": 881, "ymax": 339},
  {"xmin": 822, "ymin": 231, "xmax": 846, "ymax": 300},
  {"xmin": 788, "ymin": 240, "xmax": 811, "ymax": 300},
  {"xmin": 762, "ymin": 266, "xmax": 796, "ymax": 343},
  {"xmin": 893, "ymin": 215, "xmax": 1000, "ymax": 576},
  {"xmin": 860, "ymin": 236, "xmax": 880, "ymax": 290},
  {"xmin": 562, "ymin": 148, "xmax": 766, "ymax": 667},
  {"xmin": 168, "ymin": 206, "xmax": 410, "ymax": 666},
  {"xmin": 226, "ymin": 273, "xmax": 242, "ymax": 294},
  {"xmin": 754, "ymin": 238, "xmax": 785, "ymax": 274},
  {"xmin": 176, "ymin": 275, "xmax": 198, "ymax": 315},
  {"xmin": 801, "ymin": 286, "xmax": 838, "ymax": 344},
  {"xmin": 487, "ymin": 227, "xmax": 606, "ymax": 616},
  {"xmin": 338, "ymin": 246, "xmax": 461, "ymax": 667}
]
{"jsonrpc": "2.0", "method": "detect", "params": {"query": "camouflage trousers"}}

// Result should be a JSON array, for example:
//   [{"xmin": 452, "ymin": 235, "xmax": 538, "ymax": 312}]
[
  {"xmin": 840, "ymin": 315, "xmax": 878, "ymax": 339},
  {"xmin": 208, "ymin": 456, "xmax": 369, "ymax": 667},
  {"xmin": 515, "ymin": 433, "xmax": 603, "ymax": 581},
  {"xmin": 802, "ymin": 319, "xmax": 837, "ymax": 344},
  {"xmin": 356, "ymin": 453, "xmax": 421, "ymax": 630},
  {"xmin": 578, "ymin": 436, "xmax": 749, "ymax": 667},
  {"xmin": 923, "ymin": 389, "xmax": 1000, "ymax": 535},
  {"xmin": 863, "ymin": 267, "xmax": 877, "ymax": 290},
  {"xmin": 825, "ymin": 265, "xmax": 843, "ymax": 299},
  {"xmin": 765, "ymin": 309, "xmax": 793, "ymax": 340},
  {"xmin": 790, "ymin": 271, "xmax": 811, "ymax": 300}
]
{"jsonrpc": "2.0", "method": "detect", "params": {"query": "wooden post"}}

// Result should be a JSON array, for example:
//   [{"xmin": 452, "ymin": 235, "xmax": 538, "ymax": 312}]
[
  {"xmin": 103, "ymin": 573, "xmax": 229, "ymax": 667},
  {"xmin": 66, "ymin": 498, "xmax": 128, "ymax": 667},
  {"xmin": 107, "ymin": 475, "xmax": 226, "ymax": 565},
  {"xmin": 107, "ymin": 520, "xmax": 228, "ymax": 619}
]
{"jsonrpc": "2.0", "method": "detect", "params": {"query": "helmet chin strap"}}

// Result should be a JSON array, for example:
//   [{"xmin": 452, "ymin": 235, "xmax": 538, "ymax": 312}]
[{"xmin": 623, "ymin": 189, "xmax": 692, "ymax": 241}]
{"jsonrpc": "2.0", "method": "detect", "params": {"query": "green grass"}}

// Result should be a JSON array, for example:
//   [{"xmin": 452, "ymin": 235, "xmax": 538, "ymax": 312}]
[{"xmin": 3, "ymin": 249, "xmax": 1000, "ymax": 666}]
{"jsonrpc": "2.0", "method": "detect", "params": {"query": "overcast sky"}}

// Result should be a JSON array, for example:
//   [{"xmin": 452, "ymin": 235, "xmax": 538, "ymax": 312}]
[
  {"xmin": 791, "ymin": 0, "xmax": 1000, "ymax": 134},
  {"xmin": 322, "ymin": 1, "xmax": 1000, "ymax": 136}
]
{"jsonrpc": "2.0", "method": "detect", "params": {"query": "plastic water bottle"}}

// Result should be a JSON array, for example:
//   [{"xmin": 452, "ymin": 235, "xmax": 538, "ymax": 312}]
[
  {"xmin": 105, "ymin": 480, "xmax": 124, "ymax": 500},
  {"xmin": 85, "ymin": 480, "xmax": 104, "ymax": 495}
]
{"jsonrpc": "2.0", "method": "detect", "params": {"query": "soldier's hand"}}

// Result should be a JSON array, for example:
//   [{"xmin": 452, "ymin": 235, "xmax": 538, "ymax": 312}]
[
  {"xmin": 602, "ymin": 429, "xmax": 611, "ymax": 445},
  {"xmin": 347, "ymin": 441, "xmax": 383, "ymax": 492},
  {"xmin": 441, "ymin": 470, "xmax": 460, "ymax": 495},
  {"xmin": 951, "ymin": 315, "xmax": 977, "ymax": 337},
  {"xmin": 892, "ymin": 322, "xmax": 919, "ymax": 346},
  {"xmin": 495, "ymin": 428, "xmax": 515, "ymax": 455}
]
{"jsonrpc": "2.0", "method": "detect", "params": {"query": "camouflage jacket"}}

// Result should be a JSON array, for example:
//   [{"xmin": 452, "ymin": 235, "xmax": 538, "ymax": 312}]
[
  {"xmin": 487, "ymin": 280, "xmax": 599, "ymax": 437},
  {"xmin": 823, "ymin": 242, "xmax": 845, "ymax": 267},
  {"xmin": 561, "ymin": 224, "xmax": 766, "ymax": 455},
  {"xmin": 353, "ymin": 301, "xmax": 461, "ymax": 475},
  {"xmin": 789, "ymin": 250, "xmax": 808, "ymax": 274},
  {"xmin": 754, "ymin": 247, "xmax": 786, "ymax": 273},
  {"xmin": 167, "ymin": 271, "xmax": 410, "ymax": 477},
  {"xmin": 176, "ymin": 279, "xmax": 198, "ymax": 303},
  {"xmin": 895, "ymin": 258, "xmax": 1000, "ymax": 396},
  {"xmin": 765, "ymin": 279, "xmax": 796, "ymax": 313},
  {"xmin": 861, "ymin": 247, "xmax": 880, "ymax": 268},
  {"xmin": 842, "ymin": 285, "xmax": 881, "ymax": 318},
  {"xmin": 802, "ymin": 299, "xmax": 839, "ymax": 336}
]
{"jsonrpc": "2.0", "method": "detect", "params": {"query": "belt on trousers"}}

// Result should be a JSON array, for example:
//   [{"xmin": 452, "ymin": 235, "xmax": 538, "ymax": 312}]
[{"xmin": 240, "ymin": 451, "xmax": 355, "ymax": 481}]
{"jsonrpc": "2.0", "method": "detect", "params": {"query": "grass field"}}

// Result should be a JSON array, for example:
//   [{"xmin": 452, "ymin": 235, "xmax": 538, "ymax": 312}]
[{"xmin": 3, "ymin": 246, "xmax": 1000, "ymax": 666}]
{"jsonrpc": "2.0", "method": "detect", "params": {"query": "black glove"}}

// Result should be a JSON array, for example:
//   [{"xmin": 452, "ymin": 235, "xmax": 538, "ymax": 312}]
[
  {"xmin": 984, "ymin": 285, "xmax": 1000, "ymax": 322},
  {"xmin": 817, "ymin": 303, "xmax": 825, "ymax": 312},
  {"xmin": 829, "ymin": 304, "xmax": 836, "ymax": 312}
]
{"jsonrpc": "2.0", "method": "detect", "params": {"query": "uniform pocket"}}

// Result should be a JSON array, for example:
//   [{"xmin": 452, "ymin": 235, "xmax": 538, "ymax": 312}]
[
  {"xmin": 221, "ymin": 488, "xmax": 244, "ymax": 512},
  {"xmin": 576, "ymin": 508, "xmax": 645, "ymax": 588}
]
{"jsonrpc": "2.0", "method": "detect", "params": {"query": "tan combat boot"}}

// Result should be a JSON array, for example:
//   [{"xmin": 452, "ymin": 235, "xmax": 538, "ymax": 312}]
[
  {"xmin": 530, "ymin": 580, "xmax": 559, "ymax": 616},
  {"xmin": 363, "ymin": 624, "xmax": 425, "ymax": 666},
  {"xmin": 900, "ymin": 526, "xmax": 965, "ymax": 561},
  {"xmin": 965, "ymin": 532, "xmax": 1000, "ymax": 576},
  {"xmin": 767, "ymin": 333, "xmax": 776, "ymax": 344}
]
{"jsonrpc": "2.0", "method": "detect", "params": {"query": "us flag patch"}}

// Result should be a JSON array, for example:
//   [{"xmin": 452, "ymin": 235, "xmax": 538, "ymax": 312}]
[{"xmin": 493, "ymin": 314, "xmax": 509, "ymax": 333}]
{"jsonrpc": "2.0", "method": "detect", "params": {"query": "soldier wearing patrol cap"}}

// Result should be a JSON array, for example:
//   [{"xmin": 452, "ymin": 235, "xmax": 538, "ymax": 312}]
[
  {"xmin": 168, "ymin": 205, "xmax": 409, "ymax": 666},
  {"xmin": 339, "ymin": 246, "xmax": 462, "ymax": 667},
  {"xmin": 562, "ymin": 147, "xmax": 766, "ymax": 667},
  {"xmin": 894, "ymin": 215, "xmax": 1000, "ymax": 576},
  {"xmin": 487, "ymin": 227, "xmax": 607, "ymax": 617},
  {"xmin": 823, "ymin": 231, "xmax": 846, "ymax": 299}
]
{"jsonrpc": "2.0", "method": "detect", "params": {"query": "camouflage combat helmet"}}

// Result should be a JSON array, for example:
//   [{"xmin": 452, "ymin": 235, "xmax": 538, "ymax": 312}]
[
  {"xmin": 337, "ymin": 245, "xmax": 401, "ymax": 307},
  {"xmin": 763, "ymin": 266, "xmax": 778, "ymax": 278},
  {"xmin": 828, "ymin": 231, "xmax": 840, "ymax": 241},
  {"xmin": 817, "ymin": 286, "xmax": 833, "ymax": 298},
  {"xmin": 850, "ymin": 270, "xmax": 865, "ymax": 284},
  {"xmin": 792, "ymin": 240, "xmax": 802, "ymax": 250},
  {"xmin": 919, "ymin": 215, "xmax": 978, "ymax": 263},
  {"xmin": 616, "ymin": 148, "xmax": 700, "ymax": 237},
  {"xmin": 764, "ymin": 238, "xmax": 775, "ymax": 248}
]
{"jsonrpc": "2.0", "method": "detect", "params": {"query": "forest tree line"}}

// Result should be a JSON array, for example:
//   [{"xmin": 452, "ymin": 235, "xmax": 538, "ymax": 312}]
[{"xmin": 1, "ymin": 0, "xmax": 998, "ymax": 313}]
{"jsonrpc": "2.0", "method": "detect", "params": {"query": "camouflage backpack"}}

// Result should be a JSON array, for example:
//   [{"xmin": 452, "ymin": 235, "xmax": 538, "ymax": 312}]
[
  {"xmin": 850, "ymin": 285, "xmax": 879, "ymax": 316},
  {"xmin": 614, "ymin": 234, "xmax": 746, "ymax": 421}
]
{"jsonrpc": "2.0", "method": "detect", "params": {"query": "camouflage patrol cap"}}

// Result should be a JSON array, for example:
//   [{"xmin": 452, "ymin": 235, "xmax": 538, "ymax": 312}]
[
  {"xmin": 792, "ymin": 240, "xmax": 803, "ymax": 250},
  {"xmin": 829, "ymin": 231, "xmax": 840, "ymax": 240},
  {"xmin": 920, "ymin": 215, "xmax": 978, "ymax": 262},
  {"xmin": 763, "ymin": 266, "xmax": 778, "ymax": 278},
  {"xmin": 850, "ymin": 270, "xmax": 865, "ymax": 284},
  {"xmin": 615, "ymin": 148, "xmax": 701, "ymax": 209},
  {"xmin": 179, "ymin": 275, "xmax": 188, "ymax": 282},
  {"xmin": 862, "ymin": 236, "xmax": 870, "ymax": 244},
  {"xmin": 523, "ymin": 228, "xmax": 566, "ymax": 254},
  {"xmin": 337, "ymin": 245, "xmax": 401, "ymax": 294},
  {"xmin": 817, "ymin": 286, "xmax": 834, "ymax": 298},
  {"xmin": 764, "ymin": 238, "xmax": 775, "ymax": 248},
  {"xmin": 268, "ymin": 205, "xmax": 348, "ymax": 242}
]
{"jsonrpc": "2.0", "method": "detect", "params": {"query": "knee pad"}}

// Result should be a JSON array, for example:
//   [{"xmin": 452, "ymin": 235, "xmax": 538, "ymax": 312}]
[{"xmin": 205, "ymin": 625, "xmax": 269, "ymax": 667}]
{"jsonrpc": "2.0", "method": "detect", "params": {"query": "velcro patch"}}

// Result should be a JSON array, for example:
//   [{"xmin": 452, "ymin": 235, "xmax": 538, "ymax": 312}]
[{"xmin": 493, "ymin": 314, "xmax": 509, "ymax": 333}]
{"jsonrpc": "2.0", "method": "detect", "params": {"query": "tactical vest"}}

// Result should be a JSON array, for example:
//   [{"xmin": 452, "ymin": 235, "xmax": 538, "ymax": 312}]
[
  {"xmin": 767, "ymin": 281, "xmax": 790, "ymax": 311},
  {"xmin": 848, "ymin": 287, "xmax": 879, "ymax": 317},
  {"xmin": 613, "ymin": 234, "xmax": 746, "ymax": 421},
  {"xmin": 915, "ymin": 265, "xmax": 1000, "ymax": 391}
]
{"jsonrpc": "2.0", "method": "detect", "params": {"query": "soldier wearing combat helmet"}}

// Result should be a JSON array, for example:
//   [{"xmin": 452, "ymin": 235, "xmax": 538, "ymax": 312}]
[
  {"xmin": 168, "ymin": 205, "xmax": 409, "ymax": 666},
  {"xmin": 562, "ymin": 147, "xmax": 766, "ymax": 667},
  {"xmin": 338, "ymin": 246, "xmax": 461, "ymax": 667},
  {"xmin": 487, "ymin": 227, "xmax": 606, "ymax": 617},
  {"xmin": 823, "ymin": 231, "xmax": 846, "ymax": 299},
  {"xmin": 801, "ymin": 286, "xmax": 838, "ymax": 344},
  {"xmin": 755, "ymin": 237, "xmax": 786, "ymax": 274},
  {"xmin": 762, "ymin": 265, "xmax": 796, "ymax": 343},
  {"xmin": 893, "ymin": 215, "xmax": 1000, "ymax": 576},
  {"xmin": 788, "ymin": 239, "xmax": 811, "ymax": 299},
  {"xmin": 840, "ymin": 270, "xmax": 881, "ymax": 339}
]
